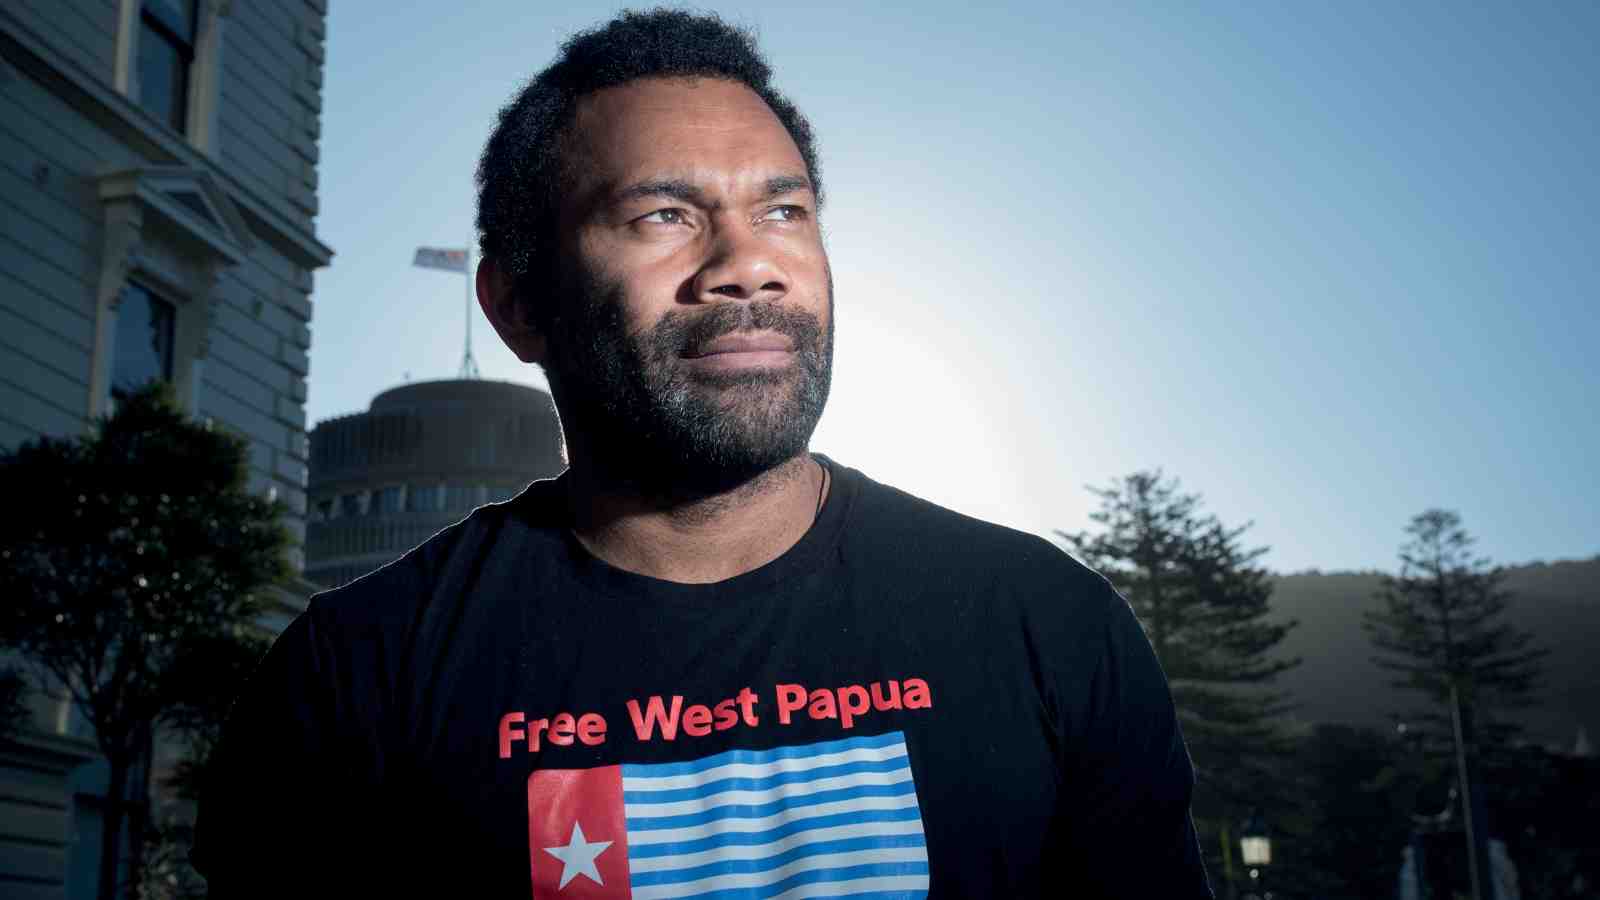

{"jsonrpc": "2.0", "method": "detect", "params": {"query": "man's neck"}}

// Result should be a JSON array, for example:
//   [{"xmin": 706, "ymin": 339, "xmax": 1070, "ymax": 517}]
[{"xmin": 563, "ymin": 453, "xmax": 829, "ymax": 584}]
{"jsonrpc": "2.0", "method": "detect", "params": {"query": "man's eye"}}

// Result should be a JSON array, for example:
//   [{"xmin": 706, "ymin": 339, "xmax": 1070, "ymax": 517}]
[
  {"xmin": 638, "ymin": 208, "xmax": 688, "ymax": 225},
  {"xmin": 761, "ymin": 205, "xmax": 807, "ymax": 222}
]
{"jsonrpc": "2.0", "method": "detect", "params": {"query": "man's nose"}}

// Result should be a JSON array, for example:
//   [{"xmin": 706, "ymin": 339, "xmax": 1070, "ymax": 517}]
[{"xmin": 691, "ymin": 221, "xmax": 789, "ymax": 304}]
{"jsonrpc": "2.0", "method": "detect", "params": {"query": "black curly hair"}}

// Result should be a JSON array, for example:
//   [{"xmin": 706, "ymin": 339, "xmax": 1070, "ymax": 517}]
[{"xmin": 474, "ymin": 8, "xmax": 822, "ymax": 307}]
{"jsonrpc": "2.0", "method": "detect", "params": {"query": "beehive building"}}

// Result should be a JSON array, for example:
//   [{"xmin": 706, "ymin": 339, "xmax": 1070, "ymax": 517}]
[{"xmin": 304, "ymin": 378, "xmax": 566, "ymax": 588}]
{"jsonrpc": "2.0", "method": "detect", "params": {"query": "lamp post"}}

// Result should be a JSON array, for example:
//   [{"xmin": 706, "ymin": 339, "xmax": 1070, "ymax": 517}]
[{"xmin": 1239, "ymin": 808, "xmax": 1272, "ymax": 900}]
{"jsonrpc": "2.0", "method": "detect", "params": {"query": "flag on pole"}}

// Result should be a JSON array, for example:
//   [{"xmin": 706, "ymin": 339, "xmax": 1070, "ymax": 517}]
[
  {"xmin": 413, "ymin": 246, "xmax": 469, "ymax": 273},
  {"xmin": 526, "ymin": 731, "xmax": 931, "ymax": 898}
]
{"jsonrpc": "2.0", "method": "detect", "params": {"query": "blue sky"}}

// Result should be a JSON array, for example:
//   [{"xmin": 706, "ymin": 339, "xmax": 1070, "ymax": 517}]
[{"xmin": 307, "ymin": 2, "xmax": 1598, "ymax": 574}]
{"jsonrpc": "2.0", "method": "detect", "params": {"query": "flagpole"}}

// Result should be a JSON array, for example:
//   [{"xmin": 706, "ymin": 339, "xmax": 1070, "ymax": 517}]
[
  {"xmin": 461, "ymin": 240, "xmax": 479, "ymax": 378},
  {"xmin": 412, "ymin": 244, "xmax": 481, "ymax": 378}
]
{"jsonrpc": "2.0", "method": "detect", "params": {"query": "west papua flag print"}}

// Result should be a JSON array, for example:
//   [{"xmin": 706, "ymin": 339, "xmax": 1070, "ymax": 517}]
[{"xmin": 527, "ymin": 731, "xmax": 931, "ymax": 899}]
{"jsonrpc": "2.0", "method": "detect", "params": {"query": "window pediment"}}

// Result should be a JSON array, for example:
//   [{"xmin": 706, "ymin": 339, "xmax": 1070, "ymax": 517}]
[{"xmin": 96, "ymin": 165, "xmax": 253, "ymax": 265}]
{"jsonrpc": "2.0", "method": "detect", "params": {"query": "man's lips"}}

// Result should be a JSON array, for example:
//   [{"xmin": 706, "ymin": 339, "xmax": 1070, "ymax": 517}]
[
  {"xmin": 683, "ymin": 331, "xmax": 796, "ymax": 358},
  {"xmin": 681, "ymin": 331, "xmax": 797, "ymax": 371}
]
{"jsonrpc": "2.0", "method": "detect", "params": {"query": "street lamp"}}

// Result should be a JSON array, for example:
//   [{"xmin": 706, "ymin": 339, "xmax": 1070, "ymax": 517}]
[
  {"xmin": 1240, "ymin": 808, "xmax": 1271, "ymax": 866},
  {"xmin": 1239, "ymin": 809, "xmax": 1272, "ymax": 900}
]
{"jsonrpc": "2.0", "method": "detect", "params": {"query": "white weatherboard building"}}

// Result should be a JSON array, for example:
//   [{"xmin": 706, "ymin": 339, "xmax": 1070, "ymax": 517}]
[{"xmin": 0, "ymin": 1, "xmax": 331, "ymax": 895}]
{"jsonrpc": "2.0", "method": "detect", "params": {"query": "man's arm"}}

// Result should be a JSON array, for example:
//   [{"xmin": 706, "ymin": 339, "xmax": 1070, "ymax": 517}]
[
  {"xmin": 190, "ymin": 607, "xmax": 368, "ymax": 896},
  {"xmin": 1057, "ymin": 581, "xmax": 1214, "ymax": 898}
]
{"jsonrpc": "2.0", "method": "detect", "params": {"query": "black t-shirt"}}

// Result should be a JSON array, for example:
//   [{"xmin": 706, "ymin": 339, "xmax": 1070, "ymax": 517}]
[{"xmin": 193, "ymin": 458, "xmax": 1212, "ymax": 898}]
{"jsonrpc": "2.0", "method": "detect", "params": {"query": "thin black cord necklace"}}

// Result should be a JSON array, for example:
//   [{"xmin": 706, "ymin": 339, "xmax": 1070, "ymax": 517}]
[{"xmin": 814, "ymin": 457, "xmax": 828, "ymax": 521}]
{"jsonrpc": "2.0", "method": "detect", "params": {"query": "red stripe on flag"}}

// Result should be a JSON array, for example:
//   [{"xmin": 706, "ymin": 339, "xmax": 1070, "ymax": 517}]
[{"xmin": 528, "ymin": 766, "xmax": 633, "ymax": 899}]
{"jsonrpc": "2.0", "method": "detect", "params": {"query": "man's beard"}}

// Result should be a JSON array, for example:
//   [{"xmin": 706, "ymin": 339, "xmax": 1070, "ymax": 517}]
[{"xmin": 540, "ymin": 265, "xmax": 833, "ymax": 499}]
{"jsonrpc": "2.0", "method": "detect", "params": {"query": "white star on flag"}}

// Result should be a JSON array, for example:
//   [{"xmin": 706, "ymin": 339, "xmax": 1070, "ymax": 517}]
[{"xmin": 542, "ymin": 821, "xmax": 613, "ymax": 890}]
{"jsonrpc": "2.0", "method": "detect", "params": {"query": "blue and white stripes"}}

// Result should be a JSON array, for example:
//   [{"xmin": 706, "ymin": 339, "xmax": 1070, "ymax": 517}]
[{"xmin": 618, "ymin": 731, "xmax": 930, "ymax": 899}]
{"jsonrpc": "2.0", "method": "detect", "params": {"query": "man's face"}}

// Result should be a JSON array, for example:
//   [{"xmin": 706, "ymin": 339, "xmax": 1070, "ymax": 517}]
[{"xmin": 541, "ymin": 77, "xmax": 833, "ymax": 495}]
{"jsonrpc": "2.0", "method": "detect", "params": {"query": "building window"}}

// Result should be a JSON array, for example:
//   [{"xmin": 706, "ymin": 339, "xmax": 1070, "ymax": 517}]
[
  {"xmin": 372, "ymin": 486, "xmax": 402, "ymax": 515},
  {"xmin": 91, "ymin": 166, "xmax": 253, "ymax": 419},
  {"xmin": 407, "ymin": 483, "xmax": 442, "ymax": 513},
  {"xmin": 339, "ymin": 493, "xmax": 361, "ymax": 519},
  {"xmin": 136, "ymin": 0, "xmax": 198, "ymax": 133},
  {"xmin": 111, "ymin": 282, "xmax": 176, "ymax": 397},
  {"xmin": 446, "ymin": 484, "xmax": 478, "ymax": 511}
]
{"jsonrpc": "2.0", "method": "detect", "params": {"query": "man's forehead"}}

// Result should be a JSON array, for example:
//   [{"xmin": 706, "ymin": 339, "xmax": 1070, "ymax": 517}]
[{"xmin": 563, "ymin": 77, "xmax": 807, "ymax": 193}]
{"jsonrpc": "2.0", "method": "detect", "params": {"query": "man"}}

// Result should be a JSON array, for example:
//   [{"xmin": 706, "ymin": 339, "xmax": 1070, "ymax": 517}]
[{"xmin": 194, "ymin": 10, "xmax": 1212, "ymax": 898}]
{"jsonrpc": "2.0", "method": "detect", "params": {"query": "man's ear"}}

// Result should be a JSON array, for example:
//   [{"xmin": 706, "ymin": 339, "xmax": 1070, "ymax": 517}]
[{"xmin": 477, "ymin": 256, "xmax": 548, "ymax": 365}]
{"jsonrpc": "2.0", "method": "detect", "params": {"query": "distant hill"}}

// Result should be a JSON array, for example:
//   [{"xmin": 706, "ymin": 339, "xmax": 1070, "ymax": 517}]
[{"xmin": 1264, "ymin": 556, "xmax": 1599, "ymax": 749}]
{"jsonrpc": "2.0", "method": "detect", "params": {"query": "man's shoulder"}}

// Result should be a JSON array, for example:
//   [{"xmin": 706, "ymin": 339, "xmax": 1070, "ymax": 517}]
[
  {"xmin": 841, "ymin": 462, "xmax": 1107, "ymax": 593},
  {"xmin": 838, "ymin": 462, "xmax": 1128, "ymax": 661},
  {"xmin": 301, "ymin": 515, "xmax": 465, "ymax": 632},
  {"xmin": 303, "ymin": 482, "xmax": 559, "ymax": 630}
]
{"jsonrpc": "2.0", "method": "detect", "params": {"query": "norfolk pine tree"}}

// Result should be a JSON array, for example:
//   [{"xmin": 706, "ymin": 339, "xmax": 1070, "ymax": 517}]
[
  {"xmin": 1059, "ymin": 470, "xmax": 1300, "ymax": 890},
  {"xmin": 0, "ymin": 381, "xmax": 289, "ymax": 900},
  {"xmin": 1362, "ymin": 509, "xmax": 1547, "ymax": 900},
  {"xmin": 1363, "ymin": 509, "xmax": 1545, "ymax": 764}
]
